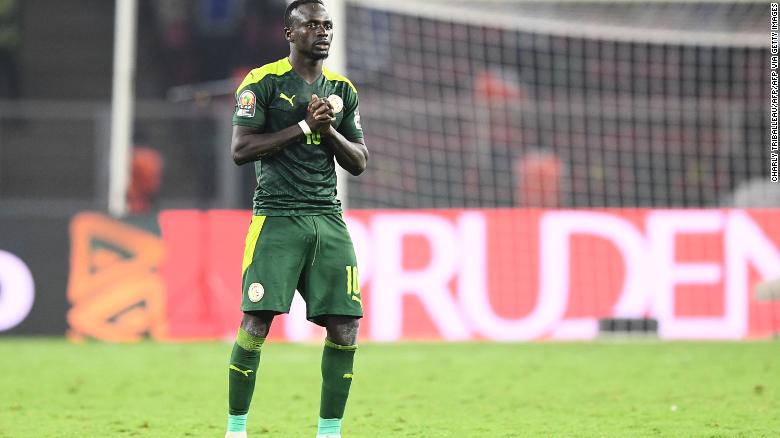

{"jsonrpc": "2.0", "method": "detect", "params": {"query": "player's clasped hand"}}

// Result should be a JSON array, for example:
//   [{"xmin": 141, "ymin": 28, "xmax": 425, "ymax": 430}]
[{"xmin": 306, "ymin": 94, "xmax": 336, "ymax": 132}]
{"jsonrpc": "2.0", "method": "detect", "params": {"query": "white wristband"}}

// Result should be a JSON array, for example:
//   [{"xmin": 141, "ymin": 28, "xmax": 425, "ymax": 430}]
[{"xmin": 298, "ymin": 120, "xmax": 312, "ymax": 135}]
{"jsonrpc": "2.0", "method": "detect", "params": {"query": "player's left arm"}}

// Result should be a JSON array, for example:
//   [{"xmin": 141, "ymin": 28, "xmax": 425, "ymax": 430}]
[
  {"xmin": 322, "ymin": 125, "xmax": 368, "ymax": 176},
  {"xmin": 317, "ymin": 87, "xmax": 368, "ymax": 176}
]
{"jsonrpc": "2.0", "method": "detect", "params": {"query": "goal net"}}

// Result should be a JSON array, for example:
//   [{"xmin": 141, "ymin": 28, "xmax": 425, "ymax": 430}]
[{"xmin": 341, "ymin": 0, "xmax": 769, "ymax": 209}]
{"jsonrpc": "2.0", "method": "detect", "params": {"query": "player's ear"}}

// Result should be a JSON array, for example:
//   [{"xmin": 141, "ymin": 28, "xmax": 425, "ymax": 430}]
[{"xmin": 284, "ymin": 27, "xmax": 293, "ymax": 42}]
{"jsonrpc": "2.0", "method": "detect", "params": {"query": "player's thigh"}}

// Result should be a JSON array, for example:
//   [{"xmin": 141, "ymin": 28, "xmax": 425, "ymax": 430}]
[
  {"xmin": 242, "ymin": 216, "xmax": 310, "ymax": 313},
  {"xmin": 303, "ymin": 214, "xmax": 363, "ymax": 323}
]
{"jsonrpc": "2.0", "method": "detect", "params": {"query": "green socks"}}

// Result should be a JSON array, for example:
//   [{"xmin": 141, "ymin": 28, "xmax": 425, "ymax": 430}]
[
  {"xmin": 227, "ymin": 328, "xmax": 264, "ymax": 431},
  {"xmin": 319, "ymin": 338, "xmax": 357, "ymax": 430},
  {"xmin": 227, "ymin": 333, "xmax": 355, "ymax": 435}
]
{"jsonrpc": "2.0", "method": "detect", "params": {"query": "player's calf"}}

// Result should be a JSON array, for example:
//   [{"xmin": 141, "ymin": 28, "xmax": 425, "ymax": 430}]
[
  {"xmin": 226, "ymin": 313, "xmax": 273, "ymax": 437},
  {"xmin": 317, "ymin": 317, "xmax": 359, "ymax": 438}
]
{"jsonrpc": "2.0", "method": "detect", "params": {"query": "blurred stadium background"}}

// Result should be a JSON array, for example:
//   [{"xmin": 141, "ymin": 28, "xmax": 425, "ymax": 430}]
[{"xmin": 0, "ymin": 0, "xmax": 778, "ymax": 435}]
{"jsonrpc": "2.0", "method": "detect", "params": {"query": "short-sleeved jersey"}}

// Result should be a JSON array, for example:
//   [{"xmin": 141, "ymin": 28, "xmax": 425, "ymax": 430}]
[{"xmin": 232, "ymin": 57, "xmax": 364, "ymax": 216}]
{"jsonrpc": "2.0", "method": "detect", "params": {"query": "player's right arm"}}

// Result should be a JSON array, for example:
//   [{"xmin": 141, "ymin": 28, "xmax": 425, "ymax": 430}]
[
  {"xmin": 231, "ymin": 124, "xmax": 304, "ymax": 165},
  {"xmin": 230, "ymin": 83, "xmax": 330, "ymax": 165},
  {"xmin": 231, "ymin": 97, "xmax": 335, "ymax": 165}
]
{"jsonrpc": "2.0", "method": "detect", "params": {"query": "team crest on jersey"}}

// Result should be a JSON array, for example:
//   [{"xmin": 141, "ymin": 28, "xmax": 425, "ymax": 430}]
[
  {"xmin": 248, "ymin": 282, "xmax": 265, "ymax": 302},
  {"xmin": 327, "ymin": 94, "xmax": 344, "ymax": 114},
  {"xmin": 236, "ymin": 90, "xmax": 256, "ymax": 118}
]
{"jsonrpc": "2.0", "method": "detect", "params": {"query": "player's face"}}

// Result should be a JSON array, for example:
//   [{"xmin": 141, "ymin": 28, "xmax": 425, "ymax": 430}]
[{"xmin": 287, "ymin": 4, "xmax": 333, "ymax": 60}]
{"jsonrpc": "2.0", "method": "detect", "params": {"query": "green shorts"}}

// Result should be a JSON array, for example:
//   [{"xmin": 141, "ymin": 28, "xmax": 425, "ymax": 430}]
[{"xmin": 240, "ymin": 214, "xmax": 363, "ymax": 325}]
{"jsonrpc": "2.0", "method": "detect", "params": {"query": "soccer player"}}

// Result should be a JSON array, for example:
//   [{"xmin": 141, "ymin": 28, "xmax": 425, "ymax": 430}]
[{"xmin": 225, "ymin": 1, "xmax": 367, "ymax": 437}]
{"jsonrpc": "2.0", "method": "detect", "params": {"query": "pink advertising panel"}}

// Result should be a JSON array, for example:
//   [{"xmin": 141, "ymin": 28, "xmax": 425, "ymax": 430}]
[{"xmin": 157, "ymin": 209, "xmax": 780, "ymax": 342}]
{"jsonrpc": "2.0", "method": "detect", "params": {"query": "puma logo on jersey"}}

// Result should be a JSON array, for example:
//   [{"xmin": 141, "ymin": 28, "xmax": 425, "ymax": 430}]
[
  {"xmin": 279, "ymin": 92, "xmax": 296, "ymax": 107},
  {"xmin": 343, "ymin": 373, "xmax": 353, "ymax": 379},
  {"xmin": 229, "ymin": 364, "xmax": 254, "ymax": 377}
]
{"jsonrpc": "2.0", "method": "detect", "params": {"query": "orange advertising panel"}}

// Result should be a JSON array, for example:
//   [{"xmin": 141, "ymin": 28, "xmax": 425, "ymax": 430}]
[{"xmin": 67, "ymin": 213, "xmax": 166, "ymax": 342}]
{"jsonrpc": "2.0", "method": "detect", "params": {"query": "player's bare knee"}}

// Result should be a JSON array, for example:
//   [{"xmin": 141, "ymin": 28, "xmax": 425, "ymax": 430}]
[
  {"xmin": 325, "ymin": 316, "xmax": 360, "ymax": 346},
  {"xmin": 240, "ymin": 311, "xmax": 275, "ymax": 338}
]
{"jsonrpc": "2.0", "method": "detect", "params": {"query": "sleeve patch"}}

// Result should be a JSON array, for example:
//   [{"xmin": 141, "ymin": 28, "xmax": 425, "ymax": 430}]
[
  {"xmin": 354, "ymin": 109, "xmax": 362, "ymax": 130},
  {"xmin": 236, "ymin": 90, "xmax": 257, "ymax": 118}
]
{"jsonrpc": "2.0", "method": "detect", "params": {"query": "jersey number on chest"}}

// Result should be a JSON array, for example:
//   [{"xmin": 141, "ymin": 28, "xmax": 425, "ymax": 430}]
[{"xmin": 306, "ymin": 132, "xmax": 322, "ymax": 145}]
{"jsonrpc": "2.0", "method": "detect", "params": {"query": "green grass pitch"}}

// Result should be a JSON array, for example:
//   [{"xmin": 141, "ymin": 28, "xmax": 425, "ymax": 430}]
[{"xmin": 1, "ymin": 339, "xmax": 778, "ymax": 437}]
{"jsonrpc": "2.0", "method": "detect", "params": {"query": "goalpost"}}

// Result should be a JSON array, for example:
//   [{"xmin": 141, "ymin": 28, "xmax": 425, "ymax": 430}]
[{"xmin": 108, "ymin": 0, "xmax": 138, "ymax": 217}]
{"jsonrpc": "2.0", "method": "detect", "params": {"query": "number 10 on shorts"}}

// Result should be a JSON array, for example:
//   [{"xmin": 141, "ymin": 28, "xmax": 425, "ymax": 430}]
[{"xmin": 345, "ymin": 265, "xmax": 360, "ymax": 297}]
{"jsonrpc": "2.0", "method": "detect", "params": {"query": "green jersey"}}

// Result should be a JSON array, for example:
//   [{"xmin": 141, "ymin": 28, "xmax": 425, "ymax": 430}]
[{"xmin": 232, "ymin": 57, "xmax": 364, "ymax": 216}]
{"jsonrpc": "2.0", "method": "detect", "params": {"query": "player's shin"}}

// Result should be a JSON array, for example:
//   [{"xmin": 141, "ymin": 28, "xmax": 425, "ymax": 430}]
[
  {"xmin": 318, "ymin": 338, "xmax": 357, "ymax": 436},
  {"xmin": 227, "ymin": 328, "xmax": 265, "ymax": 433}
]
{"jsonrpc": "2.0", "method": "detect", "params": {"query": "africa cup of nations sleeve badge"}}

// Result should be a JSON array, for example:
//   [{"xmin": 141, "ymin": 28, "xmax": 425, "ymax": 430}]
[
  {"xmin": 236, "ymin": 90, "xmax": 257, "ymax": 118},
  {"xmin": 327, "ymin": 94, "xmax": 343, "ymax": 114}
]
